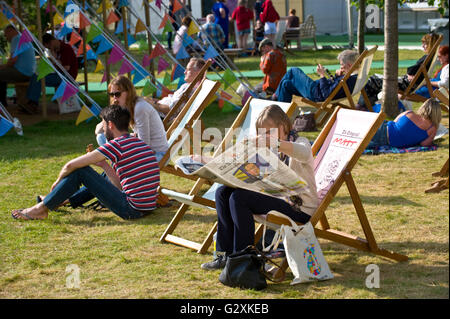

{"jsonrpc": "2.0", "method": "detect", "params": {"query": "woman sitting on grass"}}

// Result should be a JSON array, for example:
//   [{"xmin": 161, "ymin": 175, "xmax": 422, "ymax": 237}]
[
  {"xmin": 367, "ymin": 98, "xmax": 442, "ymax": 149},
  {"xmin": 201, "ymin": 104, "xmax": 319, "ymax": 270}
]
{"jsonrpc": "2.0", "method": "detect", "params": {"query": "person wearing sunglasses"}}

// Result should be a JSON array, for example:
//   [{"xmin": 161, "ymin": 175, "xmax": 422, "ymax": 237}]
[{"xmin": 95, "ymin": 75, "xmax": 169, "ymax": 162}]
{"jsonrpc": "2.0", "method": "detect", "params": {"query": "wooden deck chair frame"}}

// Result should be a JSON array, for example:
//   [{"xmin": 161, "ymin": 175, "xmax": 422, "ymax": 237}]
[
  {"xmin": 433, "ymin": 87, "xmax": 449, "ymax": 113},
  {"xmin": 161, "ymin": 60, "xmax": 212, "ymax": 130},
  {"xmin": 253, "ymin": 106, "xmax": 408, "ymax": 268},
  {"xmin": 160, "ymin": 97, "xmax": 298, "ymax": 253},
  {"xmin": 295, "ymin": 46, "xmax": 378, "ymax": 127},
  {"xmin": 159, "ymin": 78, "xmax": 221, "ymax": 181},
  {"xmin": 399, "ymin": 34, "xmax": 443, "ymax": 103}
]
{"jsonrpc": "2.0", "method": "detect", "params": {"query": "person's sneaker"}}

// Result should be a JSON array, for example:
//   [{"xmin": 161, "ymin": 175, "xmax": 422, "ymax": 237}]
[{"xmin": 201, "ymin": 254, "xmax": 227, "ymax": 270}]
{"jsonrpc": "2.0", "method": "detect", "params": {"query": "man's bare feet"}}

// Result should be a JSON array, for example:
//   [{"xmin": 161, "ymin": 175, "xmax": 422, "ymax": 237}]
[{"xmin": 11, "ymin": 202, "xmax": 49, "ymax": 220}]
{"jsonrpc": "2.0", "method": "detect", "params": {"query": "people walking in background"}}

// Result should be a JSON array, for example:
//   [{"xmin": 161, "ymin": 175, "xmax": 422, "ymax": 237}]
[
  {"xmin": 231, "ymin": 0, "xmax": 254, "ymax": 50},
  {"xmin": 260, "ymin": 0, "xmax": 279, "ymax": 45},
  {"xmin": 201, "ymin": 14, "xmax": 226, "ymax": 50},
  {"xmin": 212, "ymin": 0, "xmax": 230, "ymax": 49}
]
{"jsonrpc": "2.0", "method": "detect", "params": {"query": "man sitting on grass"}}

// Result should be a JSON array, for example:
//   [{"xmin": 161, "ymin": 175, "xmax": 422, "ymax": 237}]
[{"xmin": 11, "ymin": 105, "xmax": 160, "ymax": 221}]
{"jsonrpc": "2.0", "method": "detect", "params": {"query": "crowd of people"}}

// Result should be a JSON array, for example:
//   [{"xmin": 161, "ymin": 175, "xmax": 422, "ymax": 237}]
[{"xmin": 4, "ymin": 3, "xmax": 448, "ymax": 276}]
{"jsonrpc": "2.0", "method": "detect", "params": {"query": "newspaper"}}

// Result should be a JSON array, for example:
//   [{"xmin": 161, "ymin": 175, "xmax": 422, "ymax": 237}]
[{"xmin": 175, "ymin": 138, "xmax": 310, "ymax": 201}]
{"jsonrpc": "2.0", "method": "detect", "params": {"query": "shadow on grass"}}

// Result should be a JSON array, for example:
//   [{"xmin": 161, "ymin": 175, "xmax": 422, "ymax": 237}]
[
  {"xmin": 332, "ymin": 195, "xmax": 423, "ymax": 207},
  {"xmin": 261, "ymin": 241, "xmax": 449, "ymax": 298}
]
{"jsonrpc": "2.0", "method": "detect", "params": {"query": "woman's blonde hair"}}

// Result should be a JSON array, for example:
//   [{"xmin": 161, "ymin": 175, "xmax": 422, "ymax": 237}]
[
  {"xmin": 108, "ymin": 75, "xmax": 138, "ymax": 127},
  {"xmin": 421, "ymin": 33, "xmax": 440, "ymax": 55},
  {"xmin": 417, "ymin": 98, "xmax": 442, "ymax": 129},
  {"xmin": 255, "ymin": 104, "xmax": 292, "ymax": 136}
]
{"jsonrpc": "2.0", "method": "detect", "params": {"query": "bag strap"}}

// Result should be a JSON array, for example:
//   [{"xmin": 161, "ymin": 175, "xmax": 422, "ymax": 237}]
[
  {"xmin": 266, "ymin": 210, "xmax": 299, "ymax": 229},
  {"xmin": 252, "ymin": 246, "xmax": 286, "ymax": 283}
]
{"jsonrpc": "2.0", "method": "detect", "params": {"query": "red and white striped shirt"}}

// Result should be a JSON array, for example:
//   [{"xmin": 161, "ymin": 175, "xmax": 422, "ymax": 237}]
[{"xmin": 97, "ymin": 134, "xmax": 160, "ymax": 211}]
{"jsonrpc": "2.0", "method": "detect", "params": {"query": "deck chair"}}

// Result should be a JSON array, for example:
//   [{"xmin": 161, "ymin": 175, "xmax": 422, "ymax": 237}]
[
  {"xmin": 425, "ymin": 158, "xmax": 449, "ymax": 193},
  {"xmin": 254, "ymin": 107, "xmax": 408, "ymax": 268},
  {"xmin": 433, "ymin": 87, "xmax": 449, "ymax": 113},
  {"xmin": 294, "ymin": 46, "xmax": 377, "ymax": 127},
  {"xmin": 160, "ymin": 60, "xmax": 212, "ymax": 130},
  {"xmin": 399, "ymin": 34, "xmax": 443, "ymax": 103},
  {"xmin": 159, "ymin": 78, "xmax": 221, "ymax": 180},
  {"xmin": 160, "ymin": 97, "xmax": 298, "ymax": 253}
]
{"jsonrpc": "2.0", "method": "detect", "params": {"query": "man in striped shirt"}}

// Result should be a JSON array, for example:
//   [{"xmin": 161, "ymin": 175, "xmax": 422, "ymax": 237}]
[{"xmin": 11, "ymin": 105, "xmax": 160, "ymax": 221}]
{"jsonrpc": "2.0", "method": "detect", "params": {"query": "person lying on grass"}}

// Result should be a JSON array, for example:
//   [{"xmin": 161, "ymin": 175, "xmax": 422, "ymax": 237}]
[
  {"xmin": 11, "ymin": 105, "xmax": 160, "ymax": 221},
  {"xmin": 366, "ymin": 98, "xmax": 442, "ymax": 149}
]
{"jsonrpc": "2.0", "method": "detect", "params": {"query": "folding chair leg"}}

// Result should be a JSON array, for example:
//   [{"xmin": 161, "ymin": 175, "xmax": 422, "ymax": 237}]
[{"xmin": 198, "ymin": 222, "xmax": 217, "ymax": 254}]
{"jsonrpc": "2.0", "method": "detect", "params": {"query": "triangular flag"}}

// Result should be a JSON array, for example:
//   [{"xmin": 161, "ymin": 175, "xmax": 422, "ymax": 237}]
[
  {"xmin": 106, "ymin": 11, "xmax": 120, "ymax": 26},
  {"xmin": 61, "ymin": 82, "xmax": 78, "ymax": 104},
  {"xmin": 142, "ymin": 54, "xmax": 151, "ymax": 67},
  {"xmin": 162, "ymin": 72, "xmax": 171, "ymax": 86},
  {"xmin": 58, "ymin": 24, "xmax": 72, "ymax": 39},
  {"xmin": 107, "ymin": 45, "xmax": 125, "ymax": 65},
  {"xmin": 118, "ymin": 59, "xmax": 134, "ymax": 76},
  {"xmin": 53, "ymin": 13, "xmax": 64, "ymax": 26},
  {"xmin": 142, "ymin": 80, "xmax": 155, "ymax": 96},
  {"xmin": 76, "ymin": 105, "xmax": 95, "ymax": 125},
  {"xmin": 96, "ymin": 0, "xmax": 113, "ymax": 14},
  {"xmin": 157, "ymin": 57, "xmax": 170, "ymax": 74},
  {"xmin": 134, "ymin": 18, "xmax": 146, "ymax": 35},
  {"xmin": 94, "ymin": 59, "xmax": 104, "ymax": 72},
  {"xmin": 118, "ymin": 0, "xmax": 129, "ymax": 9},
  {"xmin": 176, "ymin": 45, "xmax": 190, "ymax": 60},
  {"xmin": 0, "ymin": 116, "xmax": 14, "ymax": 137},
  {"xmin": 171, "ymin": 64, "xmax": 185, "ymax": 81},
  {"xmin": 69, "ymin": 31, "xmax": 82, "ymax": 46},
  {"xmin": 101, "ymin": 71, "xmax": 109, "ymax": 84},
  {"xmin": 220, "ymin": 90, "xmax": 234, "ymax": 101},
  {"xmin": 182, "ymin": 33, "xmax": 194, "ymax": 46},
  {"xmin": 158, "ymin": 14, "xmax": 169, "ymax": 29},
  {"xmin": 127, "ymin": 34, "xmax": 136, "ymax": 46},
  {"xmin": 162, "ymin": 21, "xmax": 174, "ymax": 34},
  {"xmin": 96, "ymin": 37, "xmax": 113, "ymax": 55},
  {"xmin": 77, "ymin": 42, "xmax": 92, "ymax": 57},
  {"xmin": 160, "ymin": 86, "xmax": 172, "ymax": 99},
  {"xmin": 115, "ymin": 19, "xmax": 130, "ymax": 35},
  {"xmin": 87, "ymin": 24, "xmax": 103, "ymax": 43},
  {"xmin": 13, "ymin": 43, "xmax": 33, "ymax": 58},
  {"xmin": 37, "ymin": 59, "xmax": 54, "ymax": 80},
  {"xmin": 52, "ymin": 81, "xmax": 67, "ymax": 101},
  {"xmin": 132, "ymin": 61, "xmax": 150, "ymax": 84},
  {"xmin": 203, "ymin": 45, "xmax": 219, "ymax": 60},
  {"xmin": 187, "ymin": 21, "xmax": 199, "ymax": 36},
  {"xmin": 149, "ymin": 43, "xmax": 165, "ymax": 60},
  {"xmin": 222, "ymin": 68, "xmax": 237, "ymax": 89},
  {"xmin": 40, "ymin": 0, "xmax": 48, "ymax": 8},
  {"xmin": 177, "ymin": 75, "xmax": 186, "ymax": 89},
  {"xmin": 17, "ymin": 30, "xmax": 33, "ymax": 51},
  {"xmin": 173, "ymin": 0, "xmax": 183, "ymax": 13},
  {"xmin": 0, "ymin": 12, "xmax": 10, "ymax": 29},
  {"xmin": 79, "ymin": 12, "xmax": 91, "ymax": 29},
  {"xmin": 155, "ymin": 0, "xmax": 162, "ymax": 10}
]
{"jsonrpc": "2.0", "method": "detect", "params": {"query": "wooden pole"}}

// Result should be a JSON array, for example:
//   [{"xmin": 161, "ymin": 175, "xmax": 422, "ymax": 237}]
[
  {"xmin": 36, "ymin": 0, "xmax": 47, "ymax": 118},
  {"xmin": 49, "ymin": 0, "xmax": 54, "ymax": 36},
  {"xmin": 143, "ymin": 0, "xmax": 155, "ymax": 89},
  {"xmin": 15, "ymin": 0, "xmax": 23, "ymax": 32},
  {"xmin": 82, "ymin": 0, "xmax": 88, "ymax": 92},
  {"xmin": 121, "ymin": 4, "xmax": 130, "ymax": 78},
  {"xmin": 102, "ymin": 0, "xmax": 110, "ymax": 87}
]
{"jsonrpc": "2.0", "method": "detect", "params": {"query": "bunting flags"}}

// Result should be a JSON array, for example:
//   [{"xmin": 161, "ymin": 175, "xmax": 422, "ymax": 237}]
[
  {"xmin": 142, "ymin": 54, "xmax": 151, "ymax": 68},
  {"xmin": 149, "ymin": 43, "xmax": 166, "ymax": 60},
  {"xmin": 222, "ymin": 68, "xmax": 237, "ymax": 89},
  {"xmin": 37, "ymin": 59, "xmax": 54, "ymax": 80},
  {"xmin": 171, "ymin": 64, "xmax": 185, "ymax": 81},
  {"xmin": 155, "ymin": 0, "xmax": 162, "ymax": 10},
  {"xmin": 53, "ymin": 13, "xmax": 64, "ymax": 26},
  {"xmin": 52, "ymin": 81, "xmax": 67, "ymax": 101},
  {"xmin": 175, "ymin": 45, "xmax": 190, "ymax": 60},
  {"xmin": 157, "ymin": 57, "xmax": 170, "ymax": 74},
  {"xmin": 79, "ymin": 12, "xmax": 91, "ymax": 29},
  {"xmin": 17, "ymin": 30, "xmax": 33, "ymax": 52},
  {"xmin": 173, "ymin": 0, "xmax": 183, "ymax": 13},
  {"xmin": 96, "ymin": 36, "xmax": 113, "ymax": 55},
  {"xmin": 94, "ymin": 59, "xmax": 104, "ymax": 72},
  {"xmin": 134, "ymin": 18, "xmax": 146, "ymax": 35},
  {"xmin": 86, "ymin": 24, "xmax": 102, "ymax": 43},
  {"xmin": 76, "ymin": 104, "xmax": 95, "ymax": 125},
  {"xmin": 187, "ymin": 21, "xmax": 199, "ymax": 36},
  {"xmin": 106, "ymin": 11, "xmax": 120, "ymax": 26},
  {"xmin": 118, "ymin": 60, "xmax": 134, "ymax": 76},
  {"xmin": 69, "ymin": 31, "xmax": 82, "ymax": 46},
  {"xmin": 203, "ymin": 45, "xmax": 219, "ymax": 60},
  {"xmin": 0, "ymin": 115, "xmax": 14, "ymax": 137},
  {"xmin": 107, "ymin": 45, "xmax": 125, "ymax": 65},
  {"xmin": 60, "ymin": 82, "xmax": 78, "ymax": 104},
  {"xmin": 142, "ymin": 80, "xmax": 155, "ymax": 96}
]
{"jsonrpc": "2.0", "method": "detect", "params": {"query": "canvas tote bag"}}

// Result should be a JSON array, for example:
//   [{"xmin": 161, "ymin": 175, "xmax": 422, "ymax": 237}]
[{"xmin": 263, "ymin": 211, "xmax": 333, "ymax": 285}]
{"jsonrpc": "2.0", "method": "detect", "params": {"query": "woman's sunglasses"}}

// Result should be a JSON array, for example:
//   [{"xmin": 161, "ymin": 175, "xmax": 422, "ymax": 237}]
[{"xmin": 108, "ymin": 91, "xmax": 122, "ymax": 98}]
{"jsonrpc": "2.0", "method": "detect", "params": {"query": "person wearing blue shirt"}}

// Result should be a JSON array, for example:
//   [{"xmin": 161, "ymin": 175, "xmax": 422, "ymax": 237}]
[
  {"xmin": 273, "ymin": 50, "xmax": 359, "ymax": 103},
  {"xmin": 0, "ymin": 25, "xmax": 36, "ymax": 113},
  {"xmin": 212, "ymin": 0, "xmax": 230, "ymax": 49}
]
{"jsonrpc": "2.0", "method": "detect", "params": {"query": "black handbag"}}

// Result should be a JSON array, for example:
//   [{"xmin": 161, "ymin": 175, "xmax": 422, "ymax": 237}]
[{"xmin": 218, "ymin": 246, "xmax": 285, "ymax": 290}]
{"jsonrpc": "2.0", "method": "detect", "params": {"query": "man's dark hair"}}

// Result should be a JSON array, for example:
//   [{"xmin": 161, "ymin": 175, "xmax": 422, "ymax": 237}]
[
  {"xmin": 100, "ymin": 105, "xmax": 130, "ymax": 132},
  {"xmin": 42, "ymin": 33, "xmax": 56, "ymax": 46}
]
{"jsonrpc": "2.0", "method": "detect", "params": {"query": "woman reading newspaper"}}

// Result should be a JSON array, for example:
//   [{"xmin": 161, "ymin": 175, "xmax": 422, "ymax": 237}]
[{"xmin": 201, "ymin": 104, "xmax": 319, "ymax": 270}]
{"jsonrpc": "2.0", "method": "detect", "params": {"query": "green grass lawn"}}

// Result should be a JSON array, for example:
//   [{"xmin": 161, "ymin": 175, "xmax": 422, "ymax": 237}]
[{"xmin": 0, "ymin": 47, "xmax": 448, "ymax": 299}]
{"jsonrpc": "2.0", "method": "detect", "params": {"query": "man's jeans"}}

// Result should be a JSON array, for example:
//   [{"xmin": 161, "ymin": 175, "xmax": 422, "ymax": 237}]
[
  {"xmin": 26, "ymin": 73, "xmax": 62, "ymax": 103},
  {"xmin": 43, "ymin": 166, "xmax": 146, "ymax": 220},
  {"xmin": 275, "ymin": 68, "xmax": 318, "ymax": 103}
]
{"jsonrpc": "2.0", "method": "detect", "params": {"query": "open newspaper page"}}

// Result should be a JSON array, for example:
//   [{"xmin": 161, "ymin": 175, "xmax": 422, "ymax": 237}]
[{"xmin": 175, "ymin": 138, "xmax": 310, "ymax": 201}]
